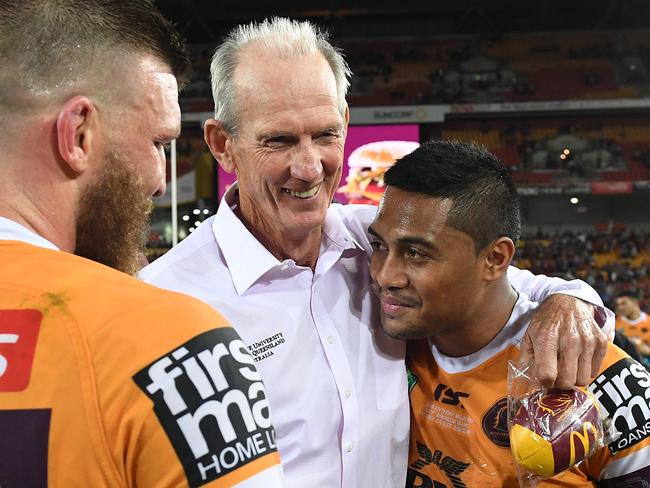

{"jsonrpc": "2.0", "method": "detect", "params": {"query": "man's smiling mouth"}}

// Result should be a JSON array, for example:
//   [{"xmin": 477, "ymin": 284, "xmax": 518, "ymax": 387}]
[{"xmin": 283, "ymin": 184, "xmax": 321, "ymax": 199}]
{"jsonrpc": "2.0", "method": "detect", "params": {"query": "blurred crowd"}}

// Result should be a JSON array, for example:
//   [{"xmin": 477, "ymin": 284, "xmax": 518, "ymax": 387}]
[
  {"xmin": 513, "ymin": 229, "xmax": 650, "ymax": 311},
  {"xmin": 181, "ymin": 31, "xmax": 650, "ymax": 108},
  {"xmin": 514, "ymin": 229, "xmax": 650, "ymax": 366}
]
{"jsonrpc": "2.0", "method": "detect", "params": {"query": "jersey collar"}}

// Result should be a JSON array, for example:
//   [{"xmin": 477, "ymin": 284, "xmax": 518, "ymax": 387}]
[{"xmin": 0, "ymin": 216, "xmax": 59, "ymax": 251}]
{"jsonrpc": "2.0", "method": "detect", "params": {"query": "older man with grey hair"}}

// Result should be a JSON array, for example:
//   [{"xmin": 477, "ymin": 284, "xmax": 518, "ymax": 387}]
[{"xmin": 142, "ymin": 17, "xmax": 612, "ymax": 488}]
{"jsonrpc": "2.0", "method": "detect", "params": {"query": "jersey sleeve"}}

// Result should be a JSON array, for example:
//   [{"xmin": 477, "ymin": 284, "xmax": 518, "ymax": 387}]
[
  {"xmin": 91, "ymin": 295, "xmax": 284, "ymax": 488},
  {"xmin": 581, "ymin": 347, "xmax": 650, "ymax": 484},
  {"xmin": 507, "ymin": 265, "xmax": 615, "ymax": 338}
]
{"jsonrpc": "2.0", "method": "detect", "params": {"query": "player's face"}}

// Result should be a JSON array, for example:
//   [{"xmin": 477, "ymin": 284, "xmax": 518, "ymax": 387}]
[
  {"xmin": 108, "ymin": 57, "xmax": 181, "ymax": 199},
  {"xmin": 225, "ymin": 51, "xmax": 347, "ymax": 240},
  {"xmin": 369, "ymin": 187, "xmax": 484, "ymax": 340},
  {"xmin": 74, "ymin": 57, "xmax": 181, "ymax": 275},
  {"xmin": 615, "ymin": 296, "xmax": 637, "ymax": 317}
]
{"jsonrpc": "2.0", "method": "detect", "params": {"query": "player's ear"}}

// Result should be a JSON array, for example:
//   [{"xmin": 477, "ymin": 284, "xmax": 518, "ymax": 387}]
[
  {"xmin": 204, "ymin": 119, "xmax": 235, "ymax": 173},
  {"xmin": 56, "ymin": 96, "xmax": 97, "ymax": 174},
  {"xmin": 483, "ymin": 236, "xmax": 515, "ymax": 282}
]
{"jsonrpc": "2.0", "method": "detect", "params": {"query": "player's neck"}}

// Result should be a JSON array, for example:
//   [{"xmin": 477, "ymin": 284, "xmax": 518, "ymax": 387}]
[
  {"xmin": 431, "ymin": 282, "xmax": 519, "ymax": 357},
  {"xmin": 233, "ymin": 203, "xmax": 321, "ymax": 271},
  {"xmin": 0, "ymin": 195, "xmax": 74, "ymax": 252}
]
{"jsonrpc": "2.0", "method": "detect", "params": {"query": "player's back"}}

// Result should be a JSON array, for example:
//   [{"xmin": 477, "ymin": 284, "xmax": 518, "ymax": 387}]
[{"xmin": 0, "ymin": 241, "xmax": 283, "ymax": 487}]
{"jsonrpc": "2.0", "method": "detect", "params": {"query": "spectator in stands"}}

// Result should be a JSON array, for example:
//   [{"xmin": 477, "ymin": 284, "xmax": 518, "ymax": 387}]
[
  {"xmin": 615, "ymin": 291, "xmax": 650, "ymax": 366},
  {"xmin": 515, "ymin": 230, "xmax": 650, "ymax": 313}
]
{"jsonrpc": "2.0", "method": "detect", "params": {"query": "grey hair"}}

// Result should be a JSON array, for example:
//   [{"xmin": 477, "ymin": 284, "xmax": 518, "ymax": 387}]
[{"xmin": 210, "ymin": 17, "xmax": 351, "ymax": 134}]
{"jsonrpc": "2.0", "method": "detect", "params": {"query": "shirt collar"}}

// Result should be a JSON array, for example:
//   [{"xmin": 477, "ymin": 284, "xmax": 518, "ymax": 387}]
[
  {"xmin": 0, "ymin": 216, "xmax": 59, "ymax": 251},
  {"xmin": 213, "ymin": 184, "xmax": 363, "ymax": 295},
  {"xmin": 213, "ymin": 184, "xmax": 282, "ymax": 295},
  {"xmin": 321, "ymin": 204, "xmax": 365, "ymax": 253}
]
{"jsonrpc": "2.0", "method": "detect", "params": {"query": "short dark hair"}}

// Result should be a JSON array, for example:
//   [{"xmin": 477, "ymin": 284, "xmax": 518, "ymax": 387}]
[
  {"xmin": 616, "ymin": 291, "xmax": 640, "ymax": 302},
  {"xmin": 384, "ymin": 139, "xmax": 521, "ymax": 252},
  {"xmin": 0, "ymin": 0, "xmax": 191, "ymax": 111}
]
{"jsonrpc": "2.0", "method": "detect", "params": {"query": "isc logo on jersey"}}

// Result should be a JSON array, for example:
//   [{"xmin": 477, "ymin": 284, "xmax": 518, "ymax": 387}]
[
  {"xmin": 588, "ymin": 357, "xmax": 650, "ymax": 455},
  {"xmin": 133, "ymin": 328, "xmax": 276, "ymax": 488}
]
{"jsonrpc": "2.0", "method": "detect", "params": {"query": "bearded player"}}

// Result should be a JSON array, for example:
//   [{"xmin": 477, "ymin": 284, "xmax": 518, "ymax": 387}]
[
  {"xmin": 0, "ymin": 1, "xmax": 283, "ymax": 486},
  {"xmin": 368, "ymin": 140, "xmax": 650, "ymax": 486}
]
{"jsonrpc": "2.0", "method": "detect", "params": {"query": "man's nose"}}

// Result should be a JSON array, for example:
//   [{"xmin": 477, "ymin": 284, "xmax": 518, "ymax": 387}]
[
  {"xmin": 290, "ymin": 144, "xmax": 323, "ymax": 181},
  {"xmin": 374, "ymin": 254, "xmax": 408, "ymax": 290}
]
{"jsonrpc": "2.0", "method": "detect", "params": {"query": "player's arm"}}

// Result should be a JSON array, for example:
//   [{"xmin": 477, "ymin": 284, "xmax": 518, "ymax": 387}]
[
  {"xmin": 584, "ymin": 351, "xmax": 650, "ymax": 486},
  {"xmin": 507, "ymin": 266, "xmax": 612, "ymax": 388},
  {"xmin": 93, "ymin": 296, "xmax": 284, "ymax": 488}
]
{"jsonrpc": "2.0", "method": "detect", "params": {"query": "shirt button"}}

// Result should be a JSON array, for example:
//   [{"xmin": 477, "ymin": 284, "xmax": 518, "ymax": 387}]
[
  {"xmin": 344, "ymin": 389, "xmax": 352, "ymax": 398},
  {"xmin": 345, "ymin": 441, "xmax": 354, "ymax": 452},
  {"xmin": 327, "ymin": 336, "xmax": 335, "ymax": 344}
]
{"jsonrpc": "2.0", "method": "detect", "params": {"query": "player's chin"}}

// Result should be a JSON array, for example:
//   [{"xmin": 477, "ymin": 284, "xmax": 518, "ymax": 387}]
[{"xmin": 380, "ymin": 316, "xmax": 425, "ymax": 340}]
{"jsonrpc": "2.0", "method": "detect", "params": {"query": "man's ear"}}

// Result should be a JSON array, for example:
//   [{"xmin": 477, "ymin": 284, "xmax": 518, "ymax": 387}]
[
  {"xmin": 483, "ymin": 236, "xmax": 516, "ymax": 282},
  {"xmin": 56, "ymin": 96, "xmax": 97, "ymax": 174},
  {"xmin": 204, "ymin": 119, "xmax": 236, "ymax": 173}
]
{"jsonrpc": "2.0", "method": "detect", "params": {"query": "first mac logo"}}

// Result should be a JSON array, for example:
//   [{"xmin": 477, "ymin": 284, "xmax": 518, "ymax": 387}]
[{"xmin": 133, "ymin": 328, "xmax": 277, "ymax": 487}]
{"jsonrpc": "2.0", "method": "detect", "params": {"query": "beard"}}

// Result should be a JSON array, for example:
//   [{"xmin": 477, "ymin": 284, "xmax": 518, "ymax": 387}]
[{"xmin": 74, "ymin": 152, "xmax": 153, "ymax": 276}]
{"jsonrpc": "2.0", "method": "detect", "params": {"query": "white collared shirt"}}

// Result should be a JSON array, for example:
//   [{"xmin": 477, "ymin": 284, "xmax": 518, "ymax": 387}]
[
  {"xmin": 0, "ymin": 216, "xmax": 59, "ymax": 250},
  {"xmin": 141, "ymin": 186, "xmax": 613, "ymax": 488}
]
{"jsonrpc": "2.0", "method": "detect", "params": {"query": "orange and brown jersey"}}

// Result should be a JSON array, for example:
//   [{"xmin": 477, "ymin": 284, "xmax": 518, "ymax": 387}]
[
  {"xmin": 0, "ymin": 239, "xmax": 283, "ymax": 488},
  {"xmin": 616, "ymin": 312, "xmax": 650, "ymax": 349},
  {"xmin": 407, "ymin": 294, "xmax": 650, "ymax": 488}
]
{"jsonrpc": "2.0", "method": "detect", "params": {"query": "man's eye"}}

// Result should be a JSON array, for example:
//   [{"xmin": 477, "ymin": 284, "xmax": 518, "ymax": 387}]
[
  {"xmin": 265, "ymin": 136, "xmax": 291, "ymax": 146},
  {"xmin": 406, "ymin": 248, "xmax": 423, "ymax": 258},
  {"xmin": 369, "ymin": 240, "xmax": 384, "ymax": 251}
]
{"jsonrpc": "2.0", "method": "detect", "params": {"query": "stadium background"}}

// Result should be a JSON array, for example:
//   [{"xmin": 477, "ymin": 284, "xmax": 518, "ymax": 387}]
[{"xmin": 149, "ymin": 0, "xmax": 650, "ymax": 313}]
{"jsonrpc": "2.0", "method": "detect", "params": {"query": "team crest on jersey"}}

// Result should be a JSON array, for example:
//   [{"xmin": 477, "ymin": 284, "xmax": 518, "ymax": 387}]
[
  {"xmin": 588, "ymin": 357, "xmax": 650, "ymax": 455},
  {"xmin": 133, "ymin": 328, "xmax": 277, "ymax": 488},
  {"xmin": 481, "ymin": 397, "xmax": 510, "ymax": 448}
]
